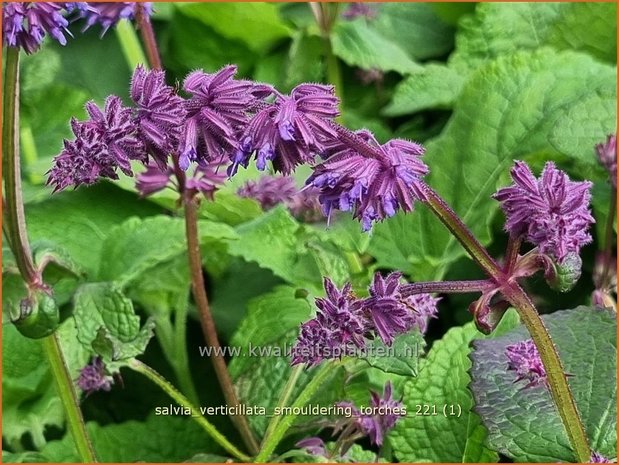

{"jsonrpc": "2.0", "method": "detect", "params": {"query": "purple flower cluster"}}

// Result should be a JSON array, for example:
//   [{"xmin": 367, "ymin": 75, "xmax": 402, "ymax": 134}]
[
  {"xmin": 494, "ymin": 161, "xmax": 594, "ymax": 264},
  {"xmin": 596, "ymin": 134, "xmax": 617, "ymax": 188},
  {"xmin": 237, "ymin": 175, "xmax": 324, "ymax": 222},
  {"xmin": 591, "ymin": 452, "xmax": 614, "ymax": 463},
  {"xmin": 341, "ymin": 3, "xmax": 378, "ymax": 21},
  {"xmin": 292, "ymin": 272, "xmax": 439, "ymax": 366},
  {"xmin": 505, "ymin": 339, "xmax": 547, "ymax": 389},
  {"xmin": 76, "ymin": 357, "xmax": 113, "ymax": 396},
  {"xmin": 2, "ymin": 2, "xmax": 151, "ymax": 54},
  {"xmin": 307, "ymin": 130, "xmax": 428, "ymax": 230}
]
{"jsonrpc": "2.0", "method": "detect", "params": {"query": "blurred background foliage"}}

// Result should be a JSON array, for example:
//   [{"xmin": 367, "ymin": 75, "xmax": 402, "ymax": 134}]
[{"xmin": 3, "ymin": 2, "xmax": 617, "ymax": 463}]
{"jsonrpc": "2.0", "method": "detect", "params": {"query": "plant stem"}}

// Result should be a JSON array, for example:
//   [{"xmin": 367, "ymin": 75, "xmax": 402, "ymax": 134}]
[
  {"xmin": 128, "ymin": 359, "xmax": 251, "ymax": 462},
  {"xmin": 600, "ymin": 188, "xmax": 617, "ymax": 288},
  {"xmin": 421, "ymin": 183, "xmax": 503, "ymax": 279},
  {"xmin": 504, "ymin": 234, "xmax": 522, "ymax": 273},
  {"xmin": 3, "ymin": 46, "xmax": 96, "ymax": 461},
  {"xmin": 400, "ymin": 279, "xmax": 495, "ymax": 297},
  {"xmin": 255, "ymin": 363, "xmax": 335, "ymax": 463},
  {"xmin": 173, "ymin": 300, "xmax": 201, "ymax": 405},
  {"xmin": 261, "ymin": 364, "xmax": 304, "ymax": 448},
  {"xmin": 2, "ymin": 47, "xmax": 38, "ymax": 286},
  {"xmin": 43, "ymin": 334, "xmax": 97, "ymax": 462},
  {"xmin": 135, "ymin": 4, "xmax": 162, "ymax": 70},
  {"xmin": 184, "ymin": 195, "xmax": 259, "ymax": 455},
  {"xmin": 501, "ymin": 282, "xmax": 591, "ymax": 462}
]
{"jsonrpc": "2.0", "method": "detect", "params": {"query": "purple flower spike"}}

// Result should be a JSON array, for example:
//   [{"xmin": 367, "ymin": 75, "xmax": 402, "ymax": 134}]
[
  {"xmin": 307, "ymin": 131, "xmax": 428, "ymax": 230},
  {"xmin": 292, "ymin": 278, "xmax": 367, "ymax": 367},
  {"xmin": 74, "ymin": 2, "xmax": 152, "ymax": 34},
  {"xmin": 596, "ymin": 134, "xmax": 617, "ymax": 187},
  {"xmin": 591, "ymin": 452, "xmax": 614, "ymax": 463},
  {"xmin": 135, "ymin": 162, "xmax": 173, "ymax": 197},
  {"xmin": 233, "ymin": 84, "xmax": 339, "ymax": 176},
  {"xmin": 130, "ymin": 66, "xmax": 187, "ymax": 169},
  {"xmin": 505, "ymin": 339, "xmax": 547, "ymax": 388},
  {"xmin": 356, "ymin": 382, "xmax": 404, "ymax": 446},
  {"xmin": 296, "ymin": 437, "xmax": 328, "ymax": 457},
  {"xmin": 181, "ymin": 65, "xmax": 272, "ymax": 170},
  {"xmin": 77, "ymin": 357, "xmax": 113, "ymax": 396},
  {"xmin": 2, "ymin": 3, "xmax": 72, "ymax": 54},
  {"xmin": 47, "ymin": 96, "xmax": 146, "ymax": 192},
  {"xmin": 494, "ymin": 161, "xmax": 594, "ymax": 264}
]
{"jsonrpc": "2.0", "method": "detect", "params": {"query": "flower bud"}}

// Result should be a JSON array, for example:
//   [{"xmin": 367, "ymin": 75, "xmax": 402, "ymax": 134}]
[
  {"xmin": 468, "ymin": 291, "xmax": 509, "ymax": 335},
  {"xmin": 12, "ymin": 290, "xmax": 59, "ymax": 339},
  {"xmin": 541, "ymin": 252, "xmax": 582, "ymax": 293}
]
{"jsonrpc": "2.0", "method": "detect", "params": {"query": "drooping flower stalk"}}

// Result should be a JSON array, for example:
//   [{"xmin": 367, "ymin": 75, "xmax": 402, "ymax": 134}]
[
  {"xmin": 2, "ymin": 46, "xmax": 96, "ymax": 462},
  {"xmin": 133, "ymin": 14, "xmax": 259, "ymax": 455}
]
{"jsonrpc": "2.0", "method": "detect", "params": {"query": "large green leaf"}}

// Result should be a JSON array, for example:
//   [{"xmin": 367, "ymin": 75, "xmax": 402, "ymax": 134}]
[
  {"xmin": 389, "ymin": 310, "xmax": 520, "ymax": 462},
  {"xmin": 176, "ymin": 3, "xmax": 291, "ymax": 54},
  {"xmin": 72, "ymin": 283, "xmax": 154, "ymax": 363},
  {"xmin": 470, "ymin": 307, "xmax": 617, "ymax": 462},
  {"xmin": 40, "ymin": 413, "xmax": 219, "ymax": 462},
  {"xmin": 369, "ymin": 49, "xmax": 616, "ymax": 281}
]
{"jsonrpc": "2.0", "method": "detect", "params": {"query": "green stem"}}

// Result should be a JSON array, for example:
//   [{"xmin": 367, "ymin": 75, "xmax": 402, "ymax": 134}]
[
  {"xmin": 255, "ymin": 363, "xmax": 336, "ymax": 463},
  {"xmin": 261, "ymin": 364, "xmax": 304, "ymax": 448},
  {"xmin": 501, "ymin": 283, "xmax": 591, "ymax": 462},
  {"xmin": 128, "ymin": 359, "xmax": 251, "ymax": 462},
  {"xmin": 114, "ymin": 19, "xmax": 148, "ymax": 69},
  {"xmin": 173, "ymin": 301, "xmax": 200, "ymax": 405},
  {"xmin": 43, "ymin": 334, "xmax": 97, "ymax": 462},
  {"xmin": 2, "ymin": 47, "xmax": 38, "ymax": 285},
  {"xmin": 20, "ymin": 124, "xmax": 42, "ymax": 184},
  {"xmin": 421, "ymin": 183, "xmax": 503, "ymax": 279}
]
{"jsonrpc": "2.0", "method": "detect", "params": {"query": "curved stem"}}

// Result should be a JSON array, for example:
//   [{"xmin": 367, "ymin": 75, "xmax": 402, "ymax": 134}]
[
  {"xmin": 2, "ymin": 47, "xmax": 38, "ymax": 285},
  {"xmin": 43, "ymin": 334, "xmax": 97, "ymax": 462},
  {"xmin": 184, "ymin": 196, "xmax": 259, "ymax": 455},
  {"xmin": 255, "ymin": 362, "xmax": 335, "ymax": 463},
  {"xmin": 421, "ymin": 183, "xmax": 503, "ymax": 279},
  {"xmin": 504, "ymin": 234, "xmax": 523, "ymax": 273},
  {"xmin": 501, "ymin": 282, "xmax": 591, "ymax": 462},
  {"xmin": 400, "ymin": 279, "xmax": 495, "ymax": 297},
  {"xmin": 128, "ymin": 359, "xmax": 251, "ymax": 462}
]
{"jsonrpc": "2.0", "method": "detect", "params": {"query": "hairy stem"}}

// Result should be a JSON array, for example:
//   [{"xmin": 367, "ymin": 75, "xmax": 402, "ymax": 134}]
[
  {"xmin": 504, "ymin": 234, "xmax": 522, "ymax": 273},
  {"xmin": 2, "ymin": 47, "xmax": 38, "ymax": 285},
  {"xmin": 184, "ymin": 196, "xmax": 259, "ymax": 455},
  {"xmin": 255, "ymin": 363, "xmax": 335, "ymax": 463},
  {"xmin": 501, "ymin": 283, "xmax": 591, "ymax": 462},
  {"xmin": 135, "ymin": 5, "xmax": 162, "ymax": 70},
  {"xmin": 3, "ymin": 46, "xmax": 96, "ymax": 461},
  {"xmin": 421, "ymin": 183, "xmax": 503, "ymax": 279},
  {"xmin": 261, "ymin": 364, "xmax": 304, "ymax": 449},
  {"xmin": 43, "ymin": 334, "xmax": 97, "ymax": 462},
  {"xmin": 128, "ymin": 359, "xmax": 251, "ymax": 462},
  {"xmin": 400, "ymin": 279, "xmax": 495, "ymax": 297}
]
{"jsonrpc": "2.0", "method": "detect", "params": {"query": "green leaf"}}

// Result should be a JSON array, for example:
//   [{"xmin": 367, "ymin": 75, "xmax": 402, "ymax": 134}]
[
  {"xmin": 41, "ymin": 413, "xmax": 220, "ymax": 462},
  {"xmin": 332, "ymin": 20, "xmax": 422, "ymax": 75},
  {"xmin": 24, "ymin": 183, "xmax": 162, "ymax": 276},
  {"xmin": 72, "ymin": 283, "xmax": 154, "ymax": 363},
  {"xmin": 199, "ymin": 190, "xmax": 263, "ymax": 226},
  {"xmin": 372, "ymin": 3, "xmax": 455, "ymax": 61},
  {"xmin": 97, "ymin": 215, "xmax": 237, "ymax": 285},
  {"xmin": 369, "ymin": 49, "xmax": 616, "ymax": 281},
  {"xmin": 451, "ymin": 3, "xmax": 617, "ymax": 72},
  {"xmin": 2, "ymin": 325, "xmax": 64, "ymax": 450},
  {"xmin": 470, "ymin": 307, "xmax": 617, "ymax": 462},
  {"xmin": 383, "ymin": 64, "xmax": 465, "ymax": 116},
  {"xmin": 363, "ymin": 331, "xmax": 425, "ymax": 377},
  {"xmin": 176, "ymin": 3, "xmax": 291, "ymax": 54},
  {"xmin": 283, "ymin": 31, "xmax": 325, "ymax": 91},
  {"xmin": 389, "ymin": 309, "xmax": 520, "ymax": 462}
]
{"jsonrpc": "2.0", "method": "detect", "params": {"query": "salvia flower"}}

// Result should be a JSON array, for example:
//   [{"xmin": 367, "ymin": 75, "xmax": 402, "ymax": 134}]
[
  {"xmin": 595, "ymin": 134, "xmax": 617, "ymax": 187},
  {"xmin": 296, "ymin": 437, "xmax": 328, "ymax": 457},
  {"xmin": 185, "ymin": 161, "xmax": 227, "ymax": 200},
  {"xmin": 494, "ymin": 161, "xmax": 594, "ymax": 264},
  {"xmin": 2, "ymin": 2, "xmax": 73, "ymax": 54},
  {"xmin": 591, "ymin": 452, "xmax": 614, "ymax": 463},
  {"xmin": 181, "ymin": 65, "xmax": 272, "ymax": 170},
  {"xmin": 505, "ymin": 339, "xmax": 547, "ymax": 388},
  {"xmin": 47, "ymin": 96, "xmax": 146, "ymax": 191},
  {"xmin": 135, "ymin": 162, "xmax": 173, "ymax": 197},
  {"xmin": 307, "ymin": 130, "xmax": 428, "ymax": 230},
  {"xmin": 237, "ymin": 175, "xmax": 324, "ymax": 222},
  {"xmin": 73, "ymin": 2, "xmax": 152, "ymax": 34},
  {"xmin": 130, "ymin": 66, "xmax": 187, "ymax": 169},
  {"xmin": 231, "ymin": 84, "xmax": 339, "ymax": 176},
  {"xmin": 77, "ymin": 357, "xmax": 113, "ymax": 395},
  {"xmin": 291, "ymin": 278, "xmax": 367, "ymax": 367}
]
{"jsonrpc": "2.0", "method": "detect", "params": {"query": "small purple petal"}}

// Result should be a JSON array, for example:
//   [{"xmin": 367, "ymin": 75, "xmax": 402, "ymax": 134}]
[{"xmin": 505, "ymin": 339, "xmax": 548, "ymax": 389}]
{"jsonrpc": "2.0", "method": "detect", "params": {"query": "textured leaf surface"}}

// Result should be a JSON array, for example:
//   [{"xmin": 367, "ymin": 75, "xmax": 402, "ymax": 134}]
[
  {"xmin": 369, "ymin": 49, "xmax": 616, "ymax": 280},
  {"xmin": 72, "ymin": 283, "xmax": 154, "ymax": 362},
  {"xmin": 470, "ymin": 307, "xmax": 617, "ymax": 462},
  {"xmin": 363, "ymin": 331, "xmax": 425, "ymax": 377},
  {"xmin": 390, "ymin": 310, "xmax": 520, "ymax": 462}
]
